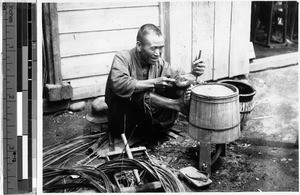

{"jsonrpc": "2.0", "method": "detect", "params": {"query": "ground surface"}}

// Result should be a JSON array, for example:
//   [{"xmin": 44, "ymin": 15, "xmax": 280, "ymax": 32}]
[{"xmin": 43, "ymin": 65, "xmax": 299, "ymax": 192}]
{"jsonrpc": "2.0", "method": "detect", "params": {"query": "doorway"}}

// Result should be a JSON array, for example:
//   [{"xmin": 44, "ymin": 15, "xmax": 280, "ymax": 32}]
[{"xmin": 250, "ymin": 1, "xmax": 298, "ymax": 59}]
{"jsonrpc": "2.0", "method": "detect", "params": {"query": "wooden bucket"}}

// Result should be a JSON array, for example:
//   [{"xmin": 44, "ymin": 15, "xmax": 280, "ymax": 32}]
[
  {"xmin": 188, "ymin": 83, "xmax": 241, "ymax": 144},
  {"xmin": 218, "ymin": 80, "xmax": 256, "ymax": 130}
]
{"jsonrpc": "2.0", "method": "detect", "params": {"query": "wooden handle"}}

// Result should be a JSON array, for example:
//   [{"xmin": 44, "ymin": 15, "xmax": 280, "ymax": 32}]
[
  {"xmin": 196, "ymin": 50, "xmax": 202, "ymax": 83},
  {"xmin": 121, "ymin": 134, "xmax": 134, "ymax": 158},
  {"xmin": 121, "ymin": 133, "xmax": 141, "ymax": 184},
  {"xmin": 198, "ymin": 50, "xmax": 202, "ymax": 59}
]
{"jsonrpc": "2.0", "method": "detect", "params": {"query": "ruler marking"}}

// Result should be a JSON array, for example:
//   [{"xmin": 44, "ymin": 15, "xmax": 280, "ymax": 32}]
[
  {"xmin": 3, "ymin": 2, "xmax": 36, "ymax": 193},
  {"xmin": 23, "ymin": 91, "xmax": 28, "ymax": 135},
  {"xmin": 23, "ymin": 8, "xmax": 29, "ymax": 155},
  {"xmin": 3, "ymin": 4, "xmax": 18, "ymax": 194},
  {"xmin": 17, "ymin": 4, "xmax": 22, "ymax": 93},
  {"xmin": 30, "ymin": 3, "xmax": 36, "ymax": 192},
  {"xmin": 19, "ymin": 4, "xmax": 28, "ymax": 193},
  {"xmin": 6, "ymin": 100, "xmax": 16, "ymax": 103},
  {"xmin": 17, "ymin": 136, "xmax": 22, "ymax": 181},
  {"xmin": 22, "ymin": 135, "xmax": 28, "ymax": 179},
  {"xmin": 17, "ymin": 93, "xmax": 23, "ymax": 136}
]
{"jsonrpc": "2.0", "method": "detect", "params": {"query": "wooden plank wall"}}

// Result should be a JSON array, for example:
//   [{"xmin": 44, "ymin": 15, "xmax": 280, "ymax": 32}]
[
  {"xmin": 56, "ymin": 2, "xmax": 160, "ymax": 100},
  {"xmin": 229, "ymin": 1, "xmax": 251, "ymax": 77},
  {"xmin": 168, "ymin": 2, "xmax": 192, "ymax": 73},
  {"xmin": 213, "ymin": 1, "xmax": 232, "ymax": 79},
  {"xmin": 55, "ymin": 1, "xmax": 251, "ymax": 100},
  {"xmin": 169, "ymin": 1, "xmax": 251, "ymax": 82},
  {"xmin": 192, "ymin": 1, "xmax": 214, "ymax": 81}
]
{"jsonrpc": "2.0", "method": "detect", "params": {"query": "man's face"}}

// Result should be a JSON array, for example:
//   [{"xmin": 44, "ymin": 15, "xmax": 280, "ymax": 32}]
[{"xmin": 138, "ymin": 32, "xmax": 164, "ymax": 65}]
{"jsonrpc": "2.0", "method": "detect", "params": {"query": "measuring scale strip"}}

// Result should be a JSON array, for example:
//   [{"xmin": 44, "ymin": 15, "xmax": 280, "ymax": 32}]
[
  {"xmin": 3, "ymin": 3, "xmax": 35, "ymax": 194},
  {"xmin": 17, "ymin": 3, "xmax": 29, "ymax": 192},
  {"xmin": 3, "ymin": 3, "xmax": 18, "ymax": 194}
]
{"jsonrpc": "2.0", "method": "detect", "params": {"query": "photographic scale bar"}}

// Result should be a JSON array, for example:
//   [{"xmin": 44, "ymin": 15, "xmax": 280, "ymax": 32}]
[{"xmin": 2, "ymin": 3, "xmax": 37, "ymax": 194}]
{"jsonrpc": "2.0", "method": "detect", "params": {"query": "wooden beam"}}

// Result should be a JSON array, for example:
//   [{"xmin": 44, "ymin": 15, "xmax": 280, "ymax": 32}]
[
  {"xmin": 59, "ymin": 29, "xmax": 137, "ymax": 58},
  {"xmin": 213, "ymin": 1, "xmax": 231, "ymax": 80},
  {"xmin": 64, "ymin": 75, "xmax": 108, "ymax": 100},
  {"xmin": 229, "ymin": 1, "xmax": 251, "ymax": 77},
  {"xmin": 199, "ymin": 142, "xmax": 211, "ymax": 176},
  {"xmin": 192, "ymin": 1, "xmax": 214, "ymax": 81},
  {"xmin": 169, "ymin": 2, "xmax": 192, "ymax": 73},
  {"xmin": 57, "ymin": 6, "xmax": 159, "ymax": 34},
  {"xmin": 61, "ymin": 53, "xmax": 115, "ymax": 80},
  {"xmin": 57, "ymin": 2, "xmax": 159, "ymax": 11},
  {"xmin": 43, "ymin": 3, "xmax": 73, "ymax": 101},
  {"xmin": 250, "ymin": 52, "xmax": 298, "ymax": 72},
  {"xmin": 160, "ymin": 2, "xmax": 170, "ymax": 63},
  {"xmin": 44, "ymin": 82, "xmax": 73, "ymax": 102},
  {"xmin": 42, "ymin": 3, "xmax": 62, "ymax": 85}
]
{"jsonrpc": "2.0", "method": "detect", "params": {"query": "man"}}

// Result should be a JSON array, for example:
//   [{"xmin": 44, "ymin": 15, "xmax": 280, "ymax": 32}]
[{"xmin": 105, "ymin": 24, "xmax": 205, "ymax": 137}]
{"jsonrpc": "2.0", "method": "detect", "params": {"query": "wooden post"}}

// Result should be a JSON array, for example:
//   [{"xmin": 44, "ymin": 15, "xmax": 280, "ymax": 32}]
[
  {"xmin": 266, "ymin": 2, "xmax": 274, "ymax": 47},
  {"xmin": 42, "ymin": 3, "xmax": 62, "ymax": 85},
  {"xmin": 43, "ymin": 3, "xmax": 73, "ymax": 101},
  {"xmin": 283, "ymin": 2, "xmax": 288, "ymax": 45},
  {"xmin": 159, "ymin": 2, "xmax": 170, "ymax": 63},
  {"xmin": 219, "ymin": 144, "xmax": 226, "ymax": 157},
  {"xmin": 199, "ymin": 142, "xmax": 211, "ymax": 177},
  {"xmin": 288, "ymin": 2, "xmax": 297, "ymax": 41}
]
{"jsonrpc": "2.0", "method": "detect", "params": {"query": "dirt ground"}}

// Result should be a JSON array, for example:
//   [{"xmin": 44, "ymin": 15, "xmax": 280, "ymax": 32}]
[{"xmin": 43, "ymin": 65, "xmax": 299, "ymax": 192}]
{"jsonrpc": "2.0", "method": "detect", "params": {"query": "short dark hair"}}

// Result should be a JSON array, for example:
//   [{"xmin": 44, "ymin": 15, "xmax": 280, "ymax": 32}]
[{"xmin": 137, "ymin": 24, "xmax": 162, "ymax": 45}]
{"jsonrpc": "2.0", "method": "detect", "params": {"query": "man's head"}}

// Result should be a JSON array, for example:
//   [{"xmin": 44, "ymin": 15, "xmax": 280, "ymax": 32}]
[{"xmin": 136, "ymin": 24, "xmax": 164, "ymax": 65}]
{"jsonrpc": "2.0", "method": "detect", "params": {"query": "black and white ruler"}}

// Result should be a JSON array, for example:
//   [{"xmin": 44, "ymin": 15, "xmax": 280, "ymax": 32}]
[{"xmin": 2, "ymin": 2, "xmax": 37, "ymax": 194}]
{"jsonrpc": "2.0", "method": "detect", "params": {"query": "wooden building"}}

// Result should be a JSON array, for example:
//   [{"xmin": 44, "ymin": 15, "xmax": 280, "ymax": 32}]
[{"xmin": 43, "ymin": 1, "xmax": 254, "ymax": 101}]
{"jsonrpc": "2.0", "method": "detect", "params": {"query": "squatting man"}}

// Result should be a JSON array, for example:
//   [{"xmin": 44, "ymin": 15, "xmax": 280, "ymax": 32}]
[{"xmin": 105, "ymin": 24, "xmax": 205, "ymax": 138}]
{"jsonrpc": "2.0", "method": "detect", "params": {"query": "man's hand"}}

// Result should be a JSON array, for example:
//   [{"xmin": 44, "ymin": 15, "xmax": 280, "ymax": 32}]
[
  {"xmin": 154, "ymin": 77, "xmax": 175, "ymax": 87},
  {"xmin": 175, "ymin": 74, "xmax": 196, "ymax": 88},
  {"xmin": 135, "ymin": 77, "xmax": 175, "ymax": 91},
  {"xmin": 192, "ymin": 58, "xmax": 205, "ymax": 77},
  {"xmin": 178, "ymin": 84, "xmax": 194, "ymax": 116},
  {"xmin": 184, "ymin": 84, "xmax": 193, "ymax": 104}
]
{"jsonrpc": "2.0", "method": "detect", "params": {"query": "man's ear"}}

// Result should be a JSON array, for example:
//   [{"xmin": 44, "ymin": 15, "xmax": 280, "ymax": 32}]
[{"xmin": 136, "ymin": 41, "xmax": 142, "ymax": 52}]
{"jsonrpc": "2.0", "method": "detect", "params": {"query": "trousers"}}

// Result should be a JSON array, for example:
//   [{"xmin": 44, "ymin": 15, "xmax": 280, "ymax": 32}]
[{"xmin": 107, "ymin": 86, "xmax": 186, "ymax": 137}]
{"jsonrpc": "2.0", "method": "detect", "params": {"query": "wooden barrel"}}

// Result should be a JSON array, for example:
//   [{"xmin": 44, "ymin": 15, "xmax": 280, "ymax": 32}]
[{"xmin": 188, "ymin": 83, "xmax": 241, "ymax": 144}]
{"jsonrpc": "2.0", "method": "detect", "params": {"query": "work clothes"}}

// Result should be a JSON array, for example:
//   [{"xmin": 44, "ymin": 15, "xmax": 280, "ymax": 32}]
[{"xmin": 105, "ymin": 48, "xmax": 184, "ymax": 137}]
